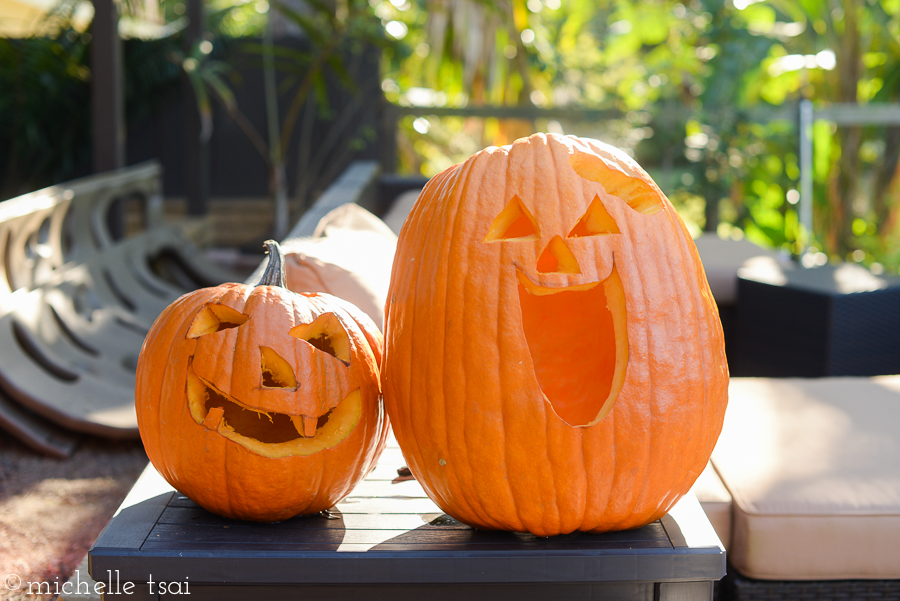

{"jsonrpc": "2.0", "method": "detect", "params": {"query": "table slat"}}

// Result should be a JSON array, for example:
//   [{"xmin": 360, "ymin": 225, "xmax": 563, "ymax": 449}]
[{"xmin": 143, "ymin": 522, "xmax": 670, "ymax": 548}]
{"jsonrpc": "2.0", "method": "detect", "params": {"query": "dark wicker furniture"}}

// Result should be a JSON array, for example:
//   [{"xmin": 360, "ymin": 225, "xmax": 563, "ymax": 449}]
[
  {"xmin": 734, "ymin": 262, "xmax": 900, "ymax": 377},
  {"xmin": 725, "ymin": 570, "xmax": 900, "ymax": 601}
]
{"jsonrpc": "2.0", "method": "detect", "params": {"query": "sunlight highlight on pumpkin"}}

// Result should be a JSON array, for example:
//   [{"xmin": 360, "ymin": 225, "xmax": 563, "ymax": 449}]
[
  {"xmin": 569, "ymin": 151, "xmax": 662, "ymax": 215},
  {"xmin": 186, "ymin": 303, "xmax": 249, "ymax": 338}
]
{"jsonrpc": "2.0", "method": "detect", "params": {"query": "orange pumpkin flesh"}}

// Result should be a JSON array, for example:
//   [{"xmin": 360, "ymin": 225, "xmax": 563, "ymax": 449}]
[
  {"xmin": 383, "ymin": 133, "xmax": 728, "ymax": 536},
  {"xmin": 136, "ymin": 241, "xmax": 388, "ymax": 522},
  {"xmin": 517, "ymin": 264, "xmax": 627, "ymax": 426}
]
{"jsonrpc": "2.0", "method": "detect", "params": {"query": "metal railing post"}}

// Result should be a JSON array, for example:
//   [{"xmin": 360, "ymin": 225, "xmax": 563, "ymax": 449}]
[{"xmin": 798, "ymin": 99, "xmax": 814, "ymax": 259}]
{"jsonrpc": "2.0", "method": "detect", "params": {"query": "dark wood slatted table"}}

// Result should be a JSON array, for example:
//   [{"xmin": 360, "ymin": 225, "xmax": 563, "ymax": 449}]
[{"xmin": 89, "ymin": 439, "xmax": 725, "ymax": 601}]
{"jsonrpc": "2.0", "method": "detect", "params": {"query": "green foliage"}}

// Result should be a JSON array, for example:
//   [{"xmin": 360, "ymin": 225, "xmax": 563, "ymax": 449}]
[
  {"xmin": 6, "ymin": 0, "xmax": 900, "ymax": 272},
  {"xmin": 379, "ymin": 0, "xmax": 900, "ymax": 273},
  {"xmin": 174, "ymin": 0, "xmax": 394, "ymax": 220},
  {"xmin": 0, "ymin": 33, "xmax": 92, "ymax": 197},
  {"xmin": 208, "ymin": 0, "xmax": 267, "ymax": 38},
  {"xmin": 0, "ymin": 3, "xmax": 184, "ymax": 198},
  {"xmin": 1, "ymin": 0, "xmax": 389, "ymax": 216}
]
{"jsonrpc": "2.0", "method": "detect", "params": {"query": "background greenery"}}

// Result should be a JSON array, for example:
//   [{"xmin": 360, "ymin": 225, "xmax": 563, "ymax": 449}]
[
  {"xmin": 1, "ymin": 0, "xmax": 898, "ymax": 272},
  {"xmin": 377, "ymin": 0, "xmax": 900, "ymax": 273}
]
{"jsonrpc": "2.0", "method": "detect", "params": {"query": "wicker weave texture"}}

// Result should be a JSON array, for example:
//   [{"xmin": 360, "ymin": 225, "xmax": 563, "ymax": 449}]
[{"xmin": 729, "ymin": 574, "xmax": 900, "ymax": 601}]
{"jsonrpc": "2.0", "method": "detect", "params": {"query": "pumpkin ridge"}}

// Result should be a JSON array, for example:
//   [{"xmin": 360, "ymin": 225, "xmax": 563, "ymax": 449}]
[
  {"xmin": 495, "ymin": 267, "xmax": 526, "ymax": 533},
  {"xmin": 495, "ymin": 149, "xmax": 540, "ymax": 533},
  {"xmin": 669, "ymin": 220, "xmax": 710, "ymax": 504},
  {"xmin": 615, "ymin": 215, "xmax": 692, "ymax": 529},
  {"xmin": 397, "ymin": 161, "xmax": 444, "ymax": 515},
  {"xmin": 496, "ymin": 155, "xmax": 538, "ymax": 531},
  {"xmin": 607, "ymin": 206, "xmax": 654, "ymax": 528},
  {"xmin": 620, "ymin": 207, "xmax": 656, "ymax": 509},
  {"xmin": 618, "ymin": 224, "xmax": 668, "ymax": 528},
  {"xmin": 440, "ymin": 151, "xmax": 502, "ymax": 530},
  {"xmin": 672, "ymin": 213, "xmax": 727, "ymax": 496},
  {"xmin": 496, "ymin": 138, "xmax": 540, "ymax": 533},
  {"xmin": 430, "ymin": 193, "xmax": 456, "ymax": 514},
  {"xmin": 457, "ymin": 151, "xmax": 511, "ymax": 529},
  {"xmin": 448, "ymin": 168, "xmax": 480, "ymax": 527},
  {"xmin": 156, "ymin": 287, "xmax": 225, "ymax": 482},
  {"xmin": 660, "ymin": 214, "xmax": 712, "ymax": 517},
  {"xmin": 542, "ymin": 138, "xmax": 564, "ymax": 534}
]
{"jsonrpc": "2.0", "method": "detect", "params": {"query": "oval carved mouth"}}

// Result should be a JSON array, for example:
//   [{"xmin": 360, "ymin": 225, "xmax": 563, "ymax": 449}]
[
  {"xmin": 516, "ymin": 264, "xmax": 628, "ymax": 426},
  {"xmin": 186, "ymin": 364, "xmax": 361, "ymax": 458}
]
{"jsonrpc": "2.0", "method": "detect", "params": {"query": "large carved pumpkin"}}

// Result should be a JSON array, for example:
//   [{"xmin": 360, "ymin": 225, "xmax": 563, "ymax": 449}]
[
  {"xmin": 383, "ymin": 133, "xmax": 728, "ymax": 536},
  {"xmin": 136, "ymin": 241, "xmax": 388, "ymax": 522}
]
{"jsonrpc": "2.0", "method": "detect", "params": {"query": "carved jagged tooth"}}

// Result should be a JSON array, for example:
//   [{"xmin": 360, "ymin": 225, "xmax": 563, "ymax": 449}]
[
  {"xmin": 301, "ymin": 416, "xmax": 318, "ymax": 438},
  {"xmin": 290, "ymin": 415, "xmax": 319, "ymax": 438},
  {"xmin": 203, "ymin": 406, "xmax": 225, "ymax": 430}
]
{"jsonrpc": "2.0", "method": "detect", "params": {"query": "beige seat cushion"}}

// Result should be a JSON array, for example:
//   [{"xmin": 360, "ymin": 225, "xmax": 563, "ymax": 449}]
[
  {"xmin": 690, "ymin": 461, "xmax": 732, "ymax": 551},
  {"xmin": 282, "ymin": 204, "xmax": 397, "ymax": 330},
  {"xmin": 713, "ymin": 376, "xmax": 900, "ymax": 580},
  {"xmin": 693, "ymin": 233, "xmax": 787, "ymax": 305}
]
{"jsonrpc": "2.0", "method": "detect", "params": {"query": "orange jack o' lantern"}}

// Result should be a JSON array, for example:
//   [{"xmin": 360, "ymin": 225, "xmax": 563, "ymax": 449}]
[
  {"xmin": 136, "ymin": 241, "xmax": 388, "ymax": 522},
  {"xmin": 383, "ymin": 133, "xmax": 728, "ymax": 536}
]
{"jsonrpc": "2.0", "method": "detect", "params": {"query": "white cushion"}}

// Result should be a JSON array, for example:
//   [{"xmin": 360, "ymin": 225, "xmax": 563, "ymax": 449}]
[
  {"xmin": 690, "ymin": 462, "xmax": 732, "ymax": 551},
  {"xmin": 693, "ymin": 233, "xmax": 787, "ymax": 305},
  {"xmin": 713, "ymin": 376, "xmax": 900, "ymax": 580},
  {"xmin": 282, "ymin": 204, "xmax": 397, "ymax": 330}
]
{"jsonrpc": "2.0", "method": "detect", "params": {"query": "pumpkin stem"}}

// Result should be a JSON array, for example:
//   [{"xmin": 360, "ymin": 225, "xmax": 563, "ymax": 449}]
[{"xmin": 258, "ymin": 240, "xmax": 287, "ymax": 288}]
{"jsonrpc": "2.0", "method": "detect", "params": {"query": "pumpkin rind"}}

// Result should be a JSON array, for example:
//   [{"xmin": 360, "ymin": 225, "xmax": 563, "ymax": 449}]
[
  {"xmin": 382, "ymin": 133, "xmax": 728, "ymax": 536},
  {"xmin": 136, "ymin": 244, "xmax": 388, "ymax": 522}
]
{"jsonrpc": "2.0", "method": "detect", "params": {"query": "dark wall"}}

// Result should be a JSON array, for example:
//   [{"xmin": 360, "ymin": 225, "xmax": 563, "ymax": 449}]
[{"xmin": 126, "ymin": 37, "xmax": 393, "ymax": 200}]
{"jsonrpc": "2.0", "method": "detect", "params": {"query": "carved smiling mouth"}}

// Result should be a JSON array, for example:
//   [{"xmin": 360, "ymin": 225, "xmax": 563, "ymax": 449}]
[
  {"xmin": 186, "ymin": 364, "xmax": 361, "ymax": 458},
  {"xmin": 516, "ymin": 264, "xmax": 628, "ymax": 426}
]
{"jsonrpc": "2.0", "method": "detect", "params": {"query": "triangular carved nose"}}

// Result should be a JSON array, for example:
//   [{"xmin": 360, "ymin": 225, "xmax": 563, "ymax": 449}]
[{"xmin": 536, "ymin": 235, "xmax": 581, "ymax": 274}]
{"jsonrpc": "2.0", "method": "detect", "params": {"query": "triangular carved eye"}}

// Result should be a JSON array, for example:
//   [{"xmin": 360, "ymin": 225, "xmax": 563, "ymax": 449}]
[
  {"xmin": 568, "ymin": 195, "xmax": 621, "ymax": 238},
  {"xmin": 289, "ymin": 313, "xmax": 351, "ymax": 364},
  {"xmin": 187, "ymin": 304, "xmax": 249, "ymax": 338},
  {"xmin": 484, "ymin": 195, "xmax": 540, "ymax": 242}
]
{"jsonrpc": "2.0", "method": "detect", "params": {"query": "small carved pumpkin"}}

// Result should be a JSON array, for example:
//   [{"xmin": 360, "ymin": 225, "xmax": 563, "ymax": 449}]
[
  {"xmin": 383, "ymin": 133, "xmax": 728, "ymax": 536},
  {"xmin": 136, "ymin": 241, "xmax": 388, "ymax": 522}
]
